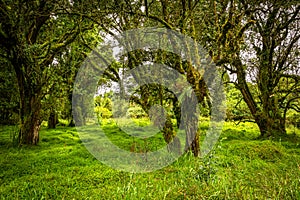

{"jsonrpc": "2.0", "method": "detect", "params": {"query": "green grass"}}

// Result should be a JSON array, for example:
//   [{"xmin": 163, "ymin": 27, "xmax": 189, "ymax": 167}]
[{"xmin": 0, "ymin": 121, "xmax": 300, "ymax": 199}]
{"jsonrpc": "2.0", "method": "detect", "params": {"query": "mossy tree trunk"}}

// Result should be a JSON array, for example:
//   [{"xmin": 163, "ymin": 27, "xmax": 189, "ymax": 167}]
[
  {"xmin": 182, "ymin": 93, "xmax": 200, "ymax": 157},
  {"xmin": 14, "ymin": 61, "xmax": 42, "ymax": 145}
]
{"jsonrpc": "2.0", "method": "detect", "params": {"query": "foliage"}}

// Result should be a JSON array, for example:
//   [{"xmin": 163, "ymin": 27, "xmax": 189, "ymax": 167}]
[
  {"xmin": 225, "ymin": 83, "xmax": 252, "ymax": 121},
  {"xmin": 0, "ymin": 62, "xmax": 19, "ymax": 125},
  {"xmin": 286, "ymin": 110, "xmax": 300, "ymax": 129},
  {"xmin": 126, "ymin": 106, "xmax": 147, "ymax": 119},
  {"xmin": 94, "ymin": 107, "xmax": 112, "ymax": 119}
]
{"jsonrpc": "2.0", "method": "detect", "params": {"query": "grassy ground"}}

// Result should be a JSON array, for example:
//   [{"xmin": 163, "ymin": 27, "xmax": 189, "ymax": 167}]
[{"xmin": 0, "ymin": 121, "xmax": 300, "ymax": 199}]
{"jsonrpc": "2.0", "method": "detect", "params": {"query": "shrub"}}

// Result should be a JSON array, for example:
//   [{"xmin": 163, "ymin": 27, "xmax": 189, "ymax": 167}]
[
  {"xmin": 94, "ymin": 106, "xmax": 112, "ymax": 119},
  {"xmin": 126, "ymin": 106, "xmax": 147, "ymax": 118}
]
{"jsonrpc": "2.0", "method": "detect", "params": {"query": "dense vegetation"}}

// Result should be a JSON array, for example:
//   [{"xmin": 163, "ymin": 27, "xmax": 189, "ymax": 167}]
[
  {"xmin": 0, "ymin": 0, "xmax": 299, "ymax": 198},
  {"xmin": 0, "ymin": 0, "xmax": 299, "ymax": 145}
]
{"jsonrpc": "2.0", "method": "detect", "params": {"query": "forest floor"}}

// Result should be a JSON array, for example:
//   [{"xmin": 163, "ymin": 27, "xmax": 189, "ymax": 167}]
[{"xmin": 0, "ymin": 120, "xmax": 300, "ymax": 199}]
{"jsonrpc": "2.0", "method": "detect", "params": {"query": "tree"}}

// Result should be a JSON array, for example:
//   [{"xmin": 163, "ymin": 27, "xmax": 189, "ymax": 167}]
[
  {"xmin": 203, "ymin": 0, "xmax": 300, "ymax": 137},
  {"xmin": 0, "ymin": 0, "xmax": 90, "ymax": 144},
  {"xmin": 84, "ymin": 0, "xmax": 222, "ymax": 157},
  {"xmin": 47, "ymin": 26, "xmax": 101, "ymax": 128},
  {"xmin": 117, "ymin": 0, "xmax": 300, "ymax": 140}
]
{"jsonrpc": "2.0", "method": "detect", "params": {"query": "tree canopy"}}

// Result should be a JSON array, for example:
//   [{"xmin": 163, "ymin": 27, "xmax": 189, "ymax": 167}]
[{"xmin": 0, "ymin": 0, "xmax": 299, "ymax": 151}]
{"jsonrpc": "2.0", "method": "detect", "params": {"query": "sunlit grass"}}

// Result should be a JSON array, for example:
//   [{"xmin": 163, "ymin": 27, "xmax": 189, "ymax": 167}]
[{"xmin": 0, "ymin": 121, "xmax": 300, "ymax": 199}]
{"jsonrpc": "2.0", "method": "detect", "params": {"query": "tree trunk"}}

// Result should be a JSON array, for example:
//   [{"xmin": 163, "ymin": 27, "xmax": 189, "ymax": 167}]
[
  {"xmin": 182, "ymin": 93, "xmax": 200, "ymax": 157},
  {"xmin": 162, "ymin": 116, "xmax": 182, "ymax": 155},
  {"xmin": 256, "ymin": 114, "xmax": 286, "ymax": 138},
  {"xmin": 184, "ymin": 116, "xmax": 200, "ymax": 157},
  {"xmin": 234, "ymin": 58, "xmax": 287, "ymax": 138},
  {"xmin": 68, "ymin": 118, "xmax": 76, "ymax": 127},
  {"xmin": 257, "ymin": 77, "xmax": 287, "ymax": 138},
  {"xmin": 67, "ymin": 92, "xmax": 75, "ymax": 127},
  {"xmin": 13, "ymin": 57, "xmax": 42, "ymax": 145},
  {"xmin": 48, "ymin": 109, "xmax": 58, "ymax": 129},
  {"xmin": 18, "ymin": 94, "xmax": 41, "ymax": 145}
]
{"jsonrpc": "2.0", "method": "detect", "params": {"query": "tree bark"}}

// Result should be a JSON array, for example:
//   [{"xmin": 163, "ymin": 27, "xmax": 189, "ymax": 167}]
[
  {"xmin": 13, "ymin": 55, "xmax": 42, "ymax": 145},
  {"xmin": 256, "ymin": 117, "xmax": 286, "ymax": 138},
  {"xmin": 67, "ymin": 92, "xmax": 76, "ymax": 127},
  {"xmin": 48, "ymin": 108, "xmax": 58, "ymax": 129},
  {"xmin": 68, "ymin": 118, "xmax": 76, "ymax": 127},
  {"xmin": 182, "ymin": 93, "xmax": 200, "ymax": 157},
  {"xmin": 18, "ymin": 94, "xmax": 41, "ymax": 145},
  {"xmin": 162, "ymin": 116, "xmax": 181, "ymax": 155},
  {"xmin": 255, "ymin": 99, "xmax": 287, "ymax": 138}
]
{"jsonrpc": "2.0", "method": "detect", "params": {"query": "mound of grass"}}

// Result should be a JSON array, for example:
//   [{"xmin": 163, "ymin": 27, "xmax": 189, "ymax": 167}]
[{"xmin": 222, "ymin": 140, "xmax": 284, "ymax": 161}]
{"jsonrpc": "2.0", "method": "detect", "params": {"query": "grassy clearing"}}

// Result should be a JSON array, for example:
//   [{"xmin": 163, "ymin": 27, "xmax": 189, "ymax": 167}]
[{"xmin": 0, "ymin": 121, "xmax": 300, "ymax": 199}]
